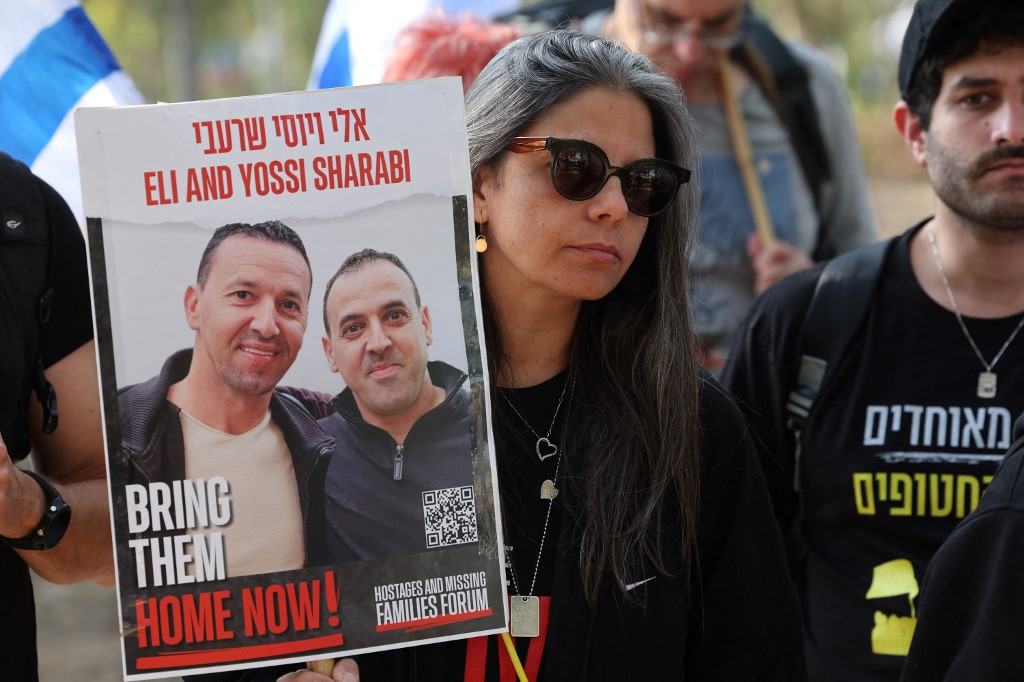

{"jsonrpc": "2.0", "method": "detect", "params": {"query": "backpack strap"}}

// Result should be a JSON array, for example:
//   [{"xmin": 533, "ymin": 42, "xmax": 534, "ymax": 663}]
[
  {"xmin": 785, "ymin": 238, "xmax": 894, "ymax": 490},
  {"xmin": 0, "ymin": 152, "xmax": 58, "ymax": 458}
]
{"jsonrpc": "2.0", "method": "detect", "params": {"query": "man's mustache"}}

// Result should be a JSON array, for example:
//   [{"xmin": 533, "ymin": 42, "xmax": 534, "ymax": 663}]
[
  {"xmin": 237, "ymin": 332, "xmax": 286, "ymax": 352},
  {"xmin": 364, "ymin": 348, "xmax": 398, "ymax": 370},
  {"xmin": 970, "ymin": 145, "xmax": 1024, "ymax": 179}
]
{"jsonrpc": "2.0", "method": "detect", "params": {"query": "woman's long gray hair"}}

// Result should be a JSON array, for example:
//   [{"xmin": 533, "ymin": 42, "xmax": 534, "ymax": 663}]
[{"xmin": 466, "ymin": 30, "xmax": 703, "ymax": 606}]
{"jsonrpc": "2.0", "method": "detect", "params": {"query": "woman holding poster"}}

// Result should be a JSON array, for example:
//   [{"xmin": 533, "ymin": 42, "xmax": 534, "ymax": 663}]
[{"xmin": 289, "ymin": 29, "xmax": 802, "ymax": 682}]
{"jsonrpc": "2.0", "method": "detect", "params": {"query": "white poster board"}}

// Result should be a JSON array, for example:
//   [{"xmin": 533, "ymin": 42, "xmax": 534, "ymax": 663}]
[{"xmin": 76, "ymin": 78, "xmax": 504, "ymax": 680}]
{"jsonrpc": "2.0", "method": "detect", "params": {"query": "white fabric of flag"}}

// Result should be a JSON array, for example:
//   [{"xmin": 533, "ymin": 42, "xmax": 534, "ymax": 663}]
[
  {"xmin": 308, "ymin": 0, "xmax": 521, "ymax": 89},
  {"xmin": 0, "ymin": 0, "xmax": 144, "ymax": 225}
]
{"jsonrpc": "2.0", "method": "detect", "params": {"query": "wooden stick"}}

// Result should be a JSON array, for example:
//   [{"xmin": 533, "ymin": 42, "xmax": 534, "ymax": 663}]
[
  {"xmin": 717, "ymin": 52, "xmax": 776, "ymax": 245},
  {"xmin": 306, "ymin": 659, "xmax": 335, "ymax": 676}
]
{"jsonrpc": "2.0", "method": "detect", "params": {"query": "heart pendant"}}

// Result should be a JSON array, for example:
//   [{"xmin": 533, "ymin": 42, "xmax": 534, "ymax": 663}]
[
  {"xmin": 540, "ymin": 479, "xmax": 559, "ymax": 500},
  {"xmin": 535, "ymin": 437, "xmax": 558, "ymax": 461}
]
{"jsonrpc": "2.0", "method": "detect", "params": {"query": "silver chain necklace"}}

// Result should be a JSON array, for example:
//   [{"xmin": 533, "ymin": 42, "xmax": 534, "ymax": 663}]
[
  {"xmin": 500, "ymin": 371, "xmax": 575, "ymax": 637},
  {"xmin": 926, "ymin": 227, "xmax": 1024, "ymax": 398},
  {"xmin": 506, "ymin": 449, "xmax": 560, "ymax": 638},
  {"xmin": 497, "ymin": 372, "xmax": 573, "ymax": 461}
]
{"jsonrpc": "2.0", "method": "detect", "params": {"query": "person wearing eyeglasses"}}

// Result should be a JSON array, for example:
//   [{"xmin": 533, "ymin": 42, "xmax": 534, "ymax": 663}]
[
  {"xmin": 582, "ymin": 0, "xmax": 877, "ymax": 371},
  {"xmin": 282, "ymin": 28, "xmax": 803, "ymax": 682}
]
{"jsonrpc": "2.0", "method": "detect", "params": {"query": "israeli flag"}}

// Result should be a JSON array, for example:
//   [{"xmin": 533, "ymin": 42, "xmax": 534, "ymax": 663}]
[
  {"xmin": 308, "ymin": 0, "xmax": 521, "ymax": 89},
  {"xmin": 0, "ymin": 0, "xmax": 143, "ymax": 225}
]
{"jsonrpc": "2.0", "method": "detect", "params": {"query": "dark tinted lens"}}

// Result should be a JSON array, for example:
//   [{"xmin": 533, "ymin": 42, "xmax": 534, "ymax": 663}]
[
  {"xmin": 623, "ymin": 162, "xmax": 677, "ymax": 216},
  {"xmin": 552, "ymin": 147, "xmax": 606, "ymax": 199}
]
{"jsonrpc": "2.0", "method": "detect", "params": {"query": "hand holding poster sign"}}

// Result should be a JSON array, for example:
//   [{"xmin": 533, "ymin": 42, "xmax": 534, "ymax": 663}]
[{"xmin": 75, "ymin": 78, "xmax": 505, "ymax": 680}]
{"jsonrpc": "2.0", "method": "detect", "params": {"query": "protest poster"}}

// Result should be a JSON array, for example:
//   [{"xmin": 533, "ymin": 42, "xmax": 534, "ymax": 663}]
[{"xmin": 75, "ymin": 78, "xmax": 506, "ymax": 680}]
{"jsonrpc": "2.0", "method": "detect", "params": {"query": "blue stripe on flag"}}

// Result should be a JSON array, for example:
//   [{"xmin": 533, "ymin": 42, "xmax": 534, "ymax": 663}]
[
  {"xmin": 0, "ymin": 6, "xmax": 120, "ymax": 165},
  {"xmin": 318, "ymin": 28, "xmax": 352, "ymax": 88}
]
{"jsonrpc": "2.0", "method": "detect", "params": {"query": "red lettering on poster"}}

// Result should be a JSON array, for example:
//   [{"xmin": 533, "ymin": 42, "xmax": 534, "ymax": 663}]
[
  {"xmin": 135, "ymin": 591, "xmax": 233, "ymax": 648},
  {"xmin": 132, "ymin": 571, "xmax": 344, "ymax": 671},
  {"xmin": 135, "ymin": 634, "xmax": 344, "ymax": 670},
  {"xmin": 143, "ymin": 170, "xmax": 178, "ymax": 205}
]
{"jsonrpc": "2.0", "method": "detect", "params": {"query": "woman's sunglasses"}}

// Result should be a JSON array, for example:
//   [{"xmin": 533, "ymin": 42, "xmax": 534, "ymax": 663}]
[{"xmin": 505, "ymin": 137, "xmax": 690, "ymax": 217}]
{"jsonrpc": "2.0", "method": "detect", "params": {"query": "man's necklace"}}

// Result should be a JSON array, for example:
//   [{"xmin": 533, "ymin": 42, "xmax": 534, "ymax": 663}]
[
  {"xmin": 498, "ymin": 371, "xmax": 572, "ymax": 462},
  {"xmin": 927, "ymin": 227, "xmax": 1024, "ymax": 398},
  {"xmin": 499, "ymin": 370, "xmax": 575, "ymax": 637}
]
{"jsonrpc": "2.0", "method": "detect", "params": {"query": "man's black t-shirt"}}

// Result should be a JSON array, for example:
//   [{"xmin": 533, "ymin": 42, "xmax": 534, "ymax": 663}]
[
  {"xmin": 723, "ymin": 223, "xmax": 1024, "ymax": 680},
  {"xmin": 0, "ymin": 176, "xmax": 94, "ymax": 682}
]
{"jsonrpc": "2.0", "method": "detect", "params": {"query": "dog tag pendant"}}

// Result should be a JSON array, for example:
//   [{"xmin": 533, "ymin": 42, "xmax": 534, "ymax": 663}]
[
  {"xmin": 978, "ymin": 371, "xmax": 997, "ymax": 399},
  {"xmin": 509, "ymin": 595, "xmax": 540, "ymax": 637}
]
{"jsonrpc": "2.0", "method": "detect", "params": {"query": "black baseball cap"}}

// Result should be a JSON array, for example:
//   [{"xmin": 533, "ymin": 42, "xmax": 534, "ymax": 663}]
[{"xmin": 897, "ymin": 0, "xmax": 967, "ymax": 99}]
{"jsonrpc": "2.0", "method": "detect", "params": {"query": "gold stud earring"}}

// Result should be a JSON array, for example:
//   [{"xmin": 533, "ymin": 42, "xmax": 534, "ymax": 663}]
[{"xmin": 475, "ymin": 234, "xmax": 488, "ymax": 253}]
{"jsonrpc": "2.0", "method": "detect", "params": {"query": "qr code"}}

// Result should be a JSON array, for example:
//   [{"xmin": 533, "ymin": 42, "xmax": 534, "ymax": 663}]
[{"xmin": 423, "ymin": 486, "xmax": 479, "ymax": 548}]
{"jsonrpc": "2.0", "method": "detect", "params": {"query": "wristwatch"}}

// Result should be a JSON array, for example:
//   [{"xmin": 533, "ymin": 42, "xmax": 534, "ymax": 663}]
[{"xmin": 0, "ymin": 470, "xmax": 72, "ymax": 550}]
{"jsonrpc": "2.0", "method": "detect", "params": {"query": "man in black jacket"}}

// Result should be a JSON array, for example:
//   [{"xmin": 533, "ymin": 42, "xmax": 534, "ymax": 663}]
[
  {"xmin": 117, "ymin": 221, "xmax": 333, "ymax": 579},
  {"xmin": 319, "ymin": 249, "xmax": 474, "ymax": 563}
]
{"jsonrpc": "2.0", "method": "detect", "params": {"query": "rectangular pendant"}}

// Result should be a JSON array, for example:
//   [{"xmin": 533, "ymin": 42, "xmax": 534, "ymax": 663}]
[
  {"xmin": 509, "ymin": 595, "xmax": 540, "ymax": 637},
  {"xmin": 978, "ymin": 371, "xmax": 997, "ymax": 399}
]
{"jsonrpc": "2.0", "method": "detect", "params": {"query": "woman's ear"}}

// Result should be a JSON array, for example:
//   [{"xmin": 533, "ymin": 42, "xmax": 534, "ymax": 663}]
[{"xmin": 473, "ymin": 165, "xmax": 494, "ymax": 225}]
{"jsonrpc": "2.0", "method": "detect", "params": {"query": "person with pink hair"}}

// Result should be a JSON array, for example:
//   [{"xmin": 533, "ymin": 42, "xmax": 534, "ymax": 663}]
[{"xmin": 382, "ymin": 13, "xmax": 522, "ymax": 92}]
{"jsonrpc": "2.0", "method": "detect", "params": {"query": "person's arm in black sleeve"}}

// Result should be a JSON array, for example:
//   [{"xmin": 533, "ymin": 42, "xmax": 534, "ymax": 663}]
[
  {"xmin": 719, "ymin": 266, "xmax": 822, "ymax": 533},
  {"xmin": 1, "ymin": 177, "xmax": 112, "ymax": 585},
  {"xmin": 279, "ymin": 386, "xmax": 335, "ymax": 420},
  {"xmin": 901, "ymin": 429, "xmax": 1024, "ymax": 682},
  {"xmin": 685, "ymin": 380, "xmax": 806, "ymax": 681}
]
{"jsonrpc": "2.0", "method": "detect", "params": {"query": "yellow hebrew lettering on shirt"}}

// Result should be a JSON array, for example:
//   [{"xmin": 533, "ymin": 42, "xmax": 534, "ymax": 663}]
[
  {"xmin": 913, "ymin": 473, "xmax": 927, "ymax": 516},
  {"xmin": 865, "ymin": 559, "xmax": 918, "ymax": 656},
  {"xmin": 889, "ymin": 473, "xmax": 913, "ymax": 516},
  {"xmin": 853, "ymin": 473, "xmax": 991, "ymax": 517},
  {"xmin": 853, "ymin": 473, "xmax": 876, "ymax": 515},
  {"xmin": 930, "ymin": 474, "xmax": 954, "ymax": 517}
]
